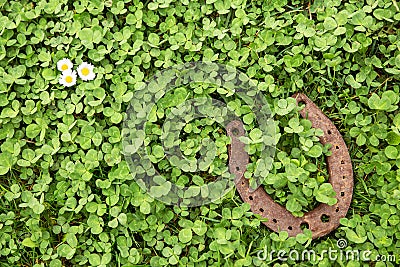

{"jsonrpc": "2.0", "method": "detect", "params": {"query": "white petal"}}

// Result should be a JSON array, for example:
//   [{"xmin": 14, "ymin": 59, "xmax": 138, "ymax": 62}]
[
  {"xmin": 59, "ymin": 70, "xmax": 77, "ymax": 87},
  {"xmin": 80, "ymin": 72, "xmax": 96, "ymax": 81},
  {"xmin": 77, "ymin": 62, "xmax": 96, "ymax": 81},
  {"xmin": 57, "ymin": 58, "xmax": 73, "ymax": 72}
]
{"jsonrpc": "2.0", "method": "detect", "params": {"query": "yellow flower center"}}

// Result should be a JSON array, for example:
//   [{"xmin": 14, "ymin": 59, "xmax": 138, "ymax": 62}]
[
  {"xmin": 65, "ymin": 76, "xmax": 73, "ymax": 83},
  {"xmin": 81, "ymin": 67, "xmax": 90, "ymax": 76},
  {"xmin": 61, "ymin": 64, "xmax": 69, "ymax": 71}
]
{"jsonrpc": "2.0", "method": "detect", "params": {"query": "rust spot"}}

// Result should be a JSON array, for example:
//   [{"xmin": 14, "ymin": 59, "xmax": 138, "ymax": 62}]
[{"xmin": 228, "ymin": 93, "xmax": 353, "ymax": 239}]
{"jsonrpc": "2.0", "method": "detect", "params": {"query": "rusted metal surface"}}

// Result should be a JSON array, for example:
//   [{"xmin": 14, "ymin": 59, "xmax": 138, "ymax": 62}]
[{"xmin": 228, "ymin": 93, "xmax": 353, "ymax": 239}]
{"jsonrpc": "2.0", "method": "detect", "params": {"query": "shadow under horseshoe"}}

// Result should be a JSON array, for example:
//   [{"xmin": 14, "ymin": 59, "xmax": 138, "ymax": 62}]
[{"xmin": 228, "ymin": 93, "xmax": 353, "ymax": 239}]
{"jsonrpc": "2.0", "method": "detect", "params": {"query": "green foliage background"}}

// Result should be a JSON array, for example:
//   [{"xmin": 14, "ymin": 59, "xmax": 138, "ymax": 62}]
[{"xmin": 0, "ymin": 0, "xmax": 400, "ymax": 266}]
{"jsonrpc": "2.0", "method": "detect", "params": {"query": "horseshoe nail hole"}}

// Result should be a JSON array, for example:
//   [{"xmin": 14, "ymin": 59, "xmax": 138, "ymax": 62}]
[
  {"xmin": 241, "ymin": 182, "xmax": 245, "ymax": 185},
  {"xmin": 321, "ymin": 214, "xmax": 330, "ymax": 223},
  {"xmin": 336, "ymin": 146, "xmax": 340, "ymax": 149},
  {"xmin": 300, "ymin": 222, "xmax": 309, "ymax": 230},
  {"xmin": 336, "ymin": 207, "xmax": 340, "ymax": 212},
  {"xmin": 298, "ymin": 100, "xmax": 306, "ymax": 106},
  {"xmin": 288, "ymin": 226, "xmax": 293, "ymax": 230},
  {"xmin": 341, "ymin": 192, "xmax": 345, "ymax": 197},
  {"xmin": 343, "ymin": 176, "xmax": 346, "ymax": 179},
  {"xmin": 249, "ymin": 196, "xmax": 253, "ymax": 200},
  {"xmin": 232, "ymin": 128, "xmax": 240, "ymax": 136},
  {"xmin": 327, "ymin": 130, "xmax": 332, "ymax": 135},
  {"xmin": 236, "ymin": 166, "xmax": 240, "ymax": 171},
  {"xmin": 259, "ymin": 208, "xmax": 264, "ymax": 213},
  {"xmin": 341, "ymin": 160, "xmax": 345, "ymax": 164},
  {"xmin": 272, "ymin": 219, "xmax": 277, "ymax": 223}
]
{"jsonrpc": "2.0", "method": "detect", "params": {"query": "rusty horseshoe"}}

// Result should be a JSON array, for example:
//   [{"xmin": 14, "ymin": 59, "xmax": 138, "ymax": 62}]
[{"xmin": 227, "ymin": 93, "xmax": 353, "ymax": 239}]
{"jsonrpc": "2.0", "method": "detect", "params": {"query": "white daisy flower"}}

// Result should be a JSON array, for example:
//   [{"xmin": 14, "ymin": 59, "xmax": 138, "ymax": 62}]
[
  {"xmin": 57, "ymin": 58, "xmax": 73, "ymax": 72},
  {"xmin": 59, "ymin": 69, "xmax": 77, "ymax": 87},
  {"xmin": 77, "ymin": 62, "xmax": 96, "ymax": 81}
]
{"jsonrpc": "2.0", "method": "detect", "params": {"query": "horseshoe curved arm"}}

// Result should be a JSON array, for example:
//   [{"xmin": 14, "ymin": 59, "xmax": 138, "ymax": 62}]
[{"xmin": 228, "ymin": 93, "xmax": 353, "ymax": 239}]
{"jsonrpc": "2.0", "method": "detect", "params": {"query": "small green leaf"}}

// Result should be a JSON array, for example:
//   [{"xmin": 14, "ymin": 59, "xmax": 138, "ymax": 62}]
[
  {"xmin": 0, "ymin": 152, "xmax": 13, "ymax": 175},
  {"xmin": 323, "ymin": 17, "xmax": 337, "ymax": 30},
  {"xmin": 22, "ymin": 237, "xmax": 38, "ymax": 248},
  {"xmin": 384, "ymin": 146, "xmax": 398, "ymax": 159},
  {"xmin": 57, "ymin": 244, "xmax": 76, "ymax": 259},
  {"xmin": 315, "ymin": 183, "xmax": 337, "ymax": 205},
  {"xmin": 148, "ymin": 33, "xmax": 160, "ymax": 46},
  {"xmin": 26, "ymin": 124, "xmax": 41, "ymax": 139},
  {"xmin": 387, "ymin": 132, "xmax": 400, "ymax": 145},
  {"xmin": 152, "ymin": 145, "xmax": 164, "ymax": 158},
  {"xmin": 249, "ymin": 128, "xmax": 262, "ymax": 141},
  {"xmin": 88, "ymin": 254, "xmax": 101, "ymax": 266},
  {"xmin": 42, "ymin": 68, "xmax": 56, "ymax": 80},
  {"xmin": 193, "ymin": 220, "xmax": 207, "ymax": 236},
  {"xmin": 179, "ymin": 228, "xmax": 192, "ymax": 243},
  {"xmin": 345, "ymin": 229, "xmax": 367, "ymax": 243},
  {"xmin": 307, "ymin": 145, "xmax": 322, "ymax": 158}
]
